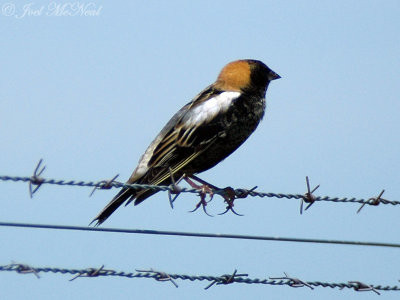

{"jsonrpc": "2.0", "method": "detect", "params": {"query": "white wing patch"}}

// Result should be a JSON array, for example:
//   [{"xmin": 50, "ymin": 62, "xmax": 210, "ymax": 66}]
[
  {"xmin": 129, "ymin": 91, "xmax": 241, "ymax": 181},
  {"xmin": 181, "ymin": 91, "xmax": 241, "ymax": 128}
]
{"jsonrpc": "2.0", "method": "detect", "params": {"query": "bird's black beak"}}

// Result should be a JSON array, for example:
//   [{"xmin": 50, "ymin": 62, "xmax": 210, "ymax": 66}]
[{"xmin": 269, "ymin": 70, "xmax": 281, "ymax": 81}]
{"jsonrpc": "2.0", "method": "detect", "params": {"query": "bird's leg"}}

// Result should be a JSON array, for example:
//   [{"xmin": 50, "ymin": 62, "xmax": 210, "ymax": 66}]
[{"xmin": 184, "ymin": 175, "xmax": 215, "ymax": 217}]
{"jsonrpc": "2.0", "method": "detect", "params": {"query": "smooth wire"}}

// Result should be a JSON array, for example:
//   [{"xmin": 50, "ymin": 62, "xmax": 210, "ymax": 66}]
[{"xmin": 0, "ymin": 221, "xmax": 399, "ymax": 248}]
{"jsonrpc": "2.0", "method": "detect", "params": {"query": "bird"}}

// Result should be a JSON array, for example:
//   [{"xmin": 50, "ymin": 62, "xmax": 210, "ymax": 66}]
[{"xmin": 92, "ymin": 59, "xmax": 280, "ymax": 225}]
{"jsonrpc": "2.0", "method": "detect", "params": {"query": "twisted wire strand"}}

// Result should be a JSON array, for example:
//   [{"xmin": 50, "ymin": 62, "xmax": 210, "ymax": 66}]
[
  {"xmin": 0, "ymin": 175, "xmax": 398, "ymax": 206},
  {"xmin": 1, "ymin": 263, "xmax": 399, "ymax": 293}
]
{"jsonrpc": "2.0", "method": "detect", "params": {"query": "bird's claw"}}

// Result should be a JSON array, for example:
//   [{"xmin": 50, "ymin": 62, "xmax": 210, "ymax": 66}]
[
  {"xmin": 185, "ymin": 176, "xmax": 214, "ymax": 216},
  {"xmin": 218, "ymin": 187, "xmax": 244, "ymax": 216},
  {"xmin": 188, "ymin": 186, "xmax": 214, "ymax": 217}
]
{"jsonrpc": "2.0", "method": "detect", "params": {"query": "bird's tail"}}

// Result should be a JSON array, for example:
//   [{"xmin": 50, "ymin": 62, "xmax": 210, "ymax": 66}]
[{"xmin": 90, "ymin": 188, "xmax": 134, "ymax": 226}]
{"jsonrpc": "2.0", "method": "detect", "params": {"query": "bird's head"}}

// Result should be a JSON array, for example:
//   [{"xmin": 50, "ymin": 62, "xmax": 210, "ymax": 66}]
[{"xmin": 214, "ymin": 59, "xmax": 280, "ymax": 95}]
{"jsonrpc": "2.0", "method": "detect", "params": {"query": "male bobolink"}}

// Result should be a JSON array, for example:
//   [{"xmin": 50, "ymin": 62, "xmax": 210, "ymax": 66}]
[{"xmin": 92, "ymin": 59, "xmax": 280, "ymax": 225}]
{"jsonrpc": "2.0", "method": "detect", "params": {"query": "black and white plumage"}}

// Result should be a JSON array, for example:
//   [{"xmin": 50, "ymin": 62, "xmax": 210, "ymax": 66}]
[{"xmin": 92, "ymin": 59, "xmax": 280, "ymax": 225}]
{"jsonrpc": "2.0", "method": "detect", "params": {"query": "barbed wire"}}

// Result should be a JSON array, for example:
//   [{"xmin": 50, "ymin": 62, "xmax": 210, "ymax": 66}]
[
  {"xmin": 0, "ymin": 167, "xmax": 397, "ymax": 215},
  {"xmin": 1, "ymin": 221, "xmax": 399, "ymax": 248},
  {"xmin": 1, "ymin": 161, "xmax": 399, "ymax": 296},
  {"xmin": 0, "ymin": 174, "xmax": 182, "ymax": 194},
  {"xmin": 0, "ymin": 262, "xmax": 398, "ymax": 294}
]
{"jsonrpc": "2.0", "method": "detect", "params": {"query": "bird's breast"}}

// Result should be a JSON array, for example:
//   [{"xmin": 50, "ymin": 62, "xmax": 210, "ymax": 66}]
[{"xmin": 182, "ymin": 95, "xmax": 266, "ymax": 174}]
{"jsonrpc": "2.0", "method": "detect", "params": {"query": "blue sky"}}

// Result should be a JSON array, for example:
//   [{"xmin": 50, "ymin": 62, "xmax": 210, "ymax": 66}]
[{"xmin": 1, "ymin": 1, "xmax": 399, "ymax": 299}]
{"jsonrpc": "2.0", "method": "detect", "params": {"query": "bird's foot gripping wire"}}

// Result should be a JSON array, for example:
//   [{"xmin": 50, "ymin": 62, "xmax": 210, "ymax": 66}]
[
  {"xmin": 184, "ymin": 175, "xmax": 215, "ymax": 217},
  {"xmin": 217, "ymin": 186, "xmax": 257, "ymax": 216},
  {"xmin": 167, "ymin": 172, "xmax": 247, "ymax": 216},
  {"xmin": 185, "ymin": 175, "xmax": 248, "ymax": 216}
]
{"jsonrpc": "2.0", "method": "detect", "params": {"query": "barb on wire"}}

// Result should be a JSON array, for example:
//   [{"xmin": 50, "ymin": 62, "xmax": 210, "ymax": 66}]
[
  {"xmin": 270, "ymin": 272, "xmax": 314, "ymax": 289},
  {"xmin": 29, "ymin": 159, "xmax": 46, "ymax": 198},
  {"xmin": 0, "ymin": 173, "xmax": 398, "ymax": 210},
  {"xmin": 300, "ymin": 176, "xmax": 320, "ymax": 214},
  {"xmin": 69, "ymin": 265, "xmax": 109, "ymax": 281},
  {"xmin": 90, "ymin": 175, "xmax": 119, "ymax": 197},
  {"xmin": 4, "ymin": 262, "xmax": 40, "ymax": 278},
  {"xmin": 1, "ymin": 263, "xmax": 399, "ymax": 294},
  {"xmin": 204, "ymin": 269, "xmax": 248, "ymax": 290},
  {"xmin": 357, "ymin": 189, "xmax": 385, "ymax": 214},
  {"xmin": 348, "ymin": 281, "xmax": 381, "ymax": 295},
  {"xmin": 167, "ymin": 168, "xmax": 184, "ymax": 209},
  {"xmin": 136, "ymin": 268, "xmax": 178, "ymax": 288}
]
